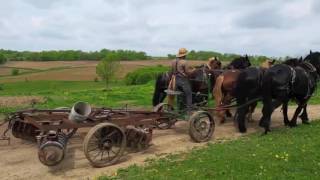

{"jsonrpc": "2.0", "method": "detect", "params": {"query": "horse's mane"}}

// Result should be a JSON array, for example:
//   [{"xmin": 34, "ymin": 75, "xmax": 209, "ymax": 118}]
[{"xmin": 224, "ymin": 55, "xmax": 251, "ymax": 69}]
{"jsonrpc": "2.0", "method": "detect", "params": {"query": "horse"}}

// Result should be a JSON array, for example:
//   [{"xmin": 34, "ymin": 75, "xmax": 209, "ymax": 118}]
[
  {"xmin": 224, "ymin": 55, "xmax": 251, "ymax": 69},
  {"xmin": 213, "ymin": 55, "xmax": 253, "ymax": 123},
  {"xmin": 259, "ymin": 51, "xmax": 320, "ymax": 134},
  {"xmin": 234, "ymin": 60, "xmax": 276, "ymax": 133},
  {"xmin": 214, "ymin": 58, "xmax": 276, "ymax": 124},
  {"xmin": 152, "ymin": 58, "xmax": 222, "ymax": 107}
]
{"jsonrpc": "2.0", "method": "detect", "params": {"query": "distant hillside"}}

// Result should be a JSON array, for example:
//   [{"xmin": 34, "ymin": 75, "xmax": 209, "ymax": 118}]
[
  {"xmin": 0, "ymin": 49, "xmax": 148, "ymax": 62},
  {"xmin": 0, "ymin": 49, "xmax": 280, "ymax": 66}
]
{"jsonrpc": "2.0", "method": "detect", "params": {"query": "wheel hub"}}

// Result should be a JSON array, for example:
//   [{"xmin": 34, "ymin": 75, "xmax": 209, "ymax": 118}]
[
  {"xmin": 198, "ymin": 120, "xmax": 208, "ymax": 130},
  {"xmin": 101, "ymin": 139, "xmax": 112, "ymax": 150}
]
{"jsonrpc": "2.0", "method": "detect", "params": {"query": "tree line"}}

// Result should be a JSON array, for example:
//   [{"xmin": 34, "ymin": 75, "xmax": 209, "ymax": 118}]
[
  {"xmin": 0, "ymin": 49, "xmax": 148, "ymax": 62},
  {"xmin": 167, "ymin": 50, "xmax": 276, "ymax": 65}
]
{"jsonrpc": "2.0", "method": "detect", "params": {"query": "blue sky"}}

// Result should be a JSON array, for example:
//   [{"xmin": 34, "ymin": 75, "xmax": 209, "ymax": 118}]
[{"xmin": 0, "ymin": 0, "xmax": 319, "ymax": 57}]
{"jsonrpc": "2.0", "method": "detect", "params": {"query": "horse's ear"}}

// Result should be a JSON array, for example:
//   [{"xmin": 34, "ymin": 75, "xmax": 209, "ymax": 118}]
[
  {"xmin": 245, "ymin": 54, "xmax": 248, "ymax": 59},
  {"xmin": 310, "ymin": 50, "xmax": 313, "ymax": 54},
  {"xmin": 272, "ymin": 59, "xmax": 276, "ymax": 64}
]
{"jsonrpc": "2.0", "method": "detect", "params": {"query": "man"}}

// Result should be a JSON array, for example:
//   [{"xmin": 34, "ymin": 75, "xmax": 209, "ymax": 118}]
[{"xmin": 170, "ymin": 48, "xmax": 193, "ymax": 113}]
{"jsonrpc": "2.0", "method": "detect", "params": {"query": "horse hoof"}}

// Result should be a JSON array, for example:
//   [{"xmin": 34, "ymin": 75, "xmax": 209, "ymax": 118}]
[
  {"xmin": 259, "ymin": 121, "xmax": 267, "ymax": 128},
  {"xmin": 226, "ymin": 112, "xmax": 232, "ymax": 118},
  {"xmin": 284, "ymin": 121, "xmax": 290, "ymax": 126},
  {"xmin": 239, "ymin": 129, "xmax": 247, "ymax": 133},
  {"xmin": 289, "ymin": 123, "xmax": 297, "ymax": 128},
  {"xmin": 263, "ymin": 128, "xmax": 270, "ymax": 135},
  {"xmin": 302, "ymin": 121, "xmax": 310, "ymax": 125}
]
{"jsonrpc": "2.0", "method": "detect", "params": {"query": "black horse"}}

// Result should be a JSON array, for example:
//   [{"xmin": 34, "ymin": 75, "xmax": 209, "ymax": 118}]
[
  {"xmin": 234, "ymin": 67, "xmax": 264, "ymax": 133},
  {"xmin": 233, "ymin": 59, "xmax": 276, "ymax": 132},
  {"xmin": 224, "ymin": 55, "xmax": 251, "ymax": 69},
  {"xmin": 259, "ymin": 51, "xmax": 320, "ymax": 133}
]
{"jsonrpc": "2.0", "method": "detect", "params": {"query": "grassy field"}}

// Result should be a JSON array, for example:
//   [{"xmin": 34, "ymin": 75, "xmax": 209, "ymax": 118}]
[
  {"xmin": 99, "ymin": 120, "xmax": 320, "ymax": 180},
  {"xmin": 1, "ymin": 79, "xmax": 320, "ymax": 115},
  {"xmin": 0, "ymin": 80, "xmax": 156, "ymax": 114}
]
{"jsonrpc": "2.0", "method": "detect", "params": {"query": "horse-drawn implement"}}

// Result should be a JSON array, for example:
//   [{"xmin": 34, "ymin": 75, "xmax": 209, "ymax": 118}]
[{"xmin": 0, "ymin": 101, "xmax": 215, "ymax": 168}]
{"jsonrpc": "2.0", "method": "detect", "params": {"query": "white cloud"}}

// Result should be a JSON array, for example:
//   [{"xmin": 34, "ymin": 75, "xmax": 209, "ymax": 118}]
[{"xmin": 0, "ymin": 0, "xmax": 319, "ymax": 57}]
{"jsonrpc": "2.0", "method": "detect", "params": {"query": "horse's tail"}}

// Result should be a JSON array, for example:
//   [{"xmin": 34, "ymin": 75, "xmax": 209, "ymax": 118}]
[
  {"xmin": 213, "ymin": 75, "xmax": 224, "ymax": 107},
  {"xmin": 152, "ymin": 73, "xmax": 168, "ymax": 107}
]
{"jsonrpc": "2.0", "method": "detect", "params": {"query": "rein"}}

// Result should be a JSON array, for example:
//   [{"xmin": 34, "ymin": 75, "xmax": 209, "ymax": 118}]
[{"xmin": 207, "ymin": 97, "xmax": 261, "ymax": 111}]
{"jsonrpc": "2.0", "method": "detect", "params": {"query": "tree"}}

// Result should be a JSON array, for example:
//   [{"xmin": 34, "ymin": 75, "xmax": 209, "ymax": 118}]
[
  {"xmin": 96, "ymin": 53, "xmax": 120, "ymax": 89},
  {"xmin": 0, "ymin": 53, "xmax": 7, "ymax": 64}
]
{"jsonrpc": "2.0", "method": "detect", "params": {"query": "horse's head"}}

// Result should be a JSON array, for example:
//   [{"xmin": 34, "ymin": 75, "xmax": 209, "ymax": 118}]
[
  {"xmin": 283, "ymin": 58, "xmax": 301, "ymax": 67},
  {"xmin": 226, "ymin": 55, "xmax": 251, "ymax": 69},
  {"xmin": 207, "ymin": 57, "xmax": 222, "ymax": 70},
  {"xmin": 305, "ymin": 50, "xmax": 320, "ymax": 75}
]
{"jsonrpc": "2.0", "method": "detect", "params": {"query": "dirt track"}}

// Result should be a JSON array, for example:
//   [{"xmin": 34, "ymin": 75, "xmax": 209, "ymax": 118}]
[{"xmin": 1, "ymin": 105, "xmax": 320, "ymax": 180}]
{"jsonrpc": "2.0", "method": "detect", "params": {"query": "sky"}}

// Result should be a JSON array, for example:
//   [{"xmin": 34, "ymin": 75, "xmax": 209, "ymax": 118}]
[{"xmin": 0, "ymin": 0, "xmax": 319, "ymax": 57}]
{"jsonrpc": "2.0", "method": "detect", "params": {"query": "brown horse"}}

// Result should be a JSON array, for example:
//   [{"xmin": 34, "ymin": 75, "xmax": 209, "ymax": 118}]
[
  {"xmin": 153, "ymin": 57, "xmax": 222, "ymax": 107},
  {"xmin": 213, "ymin": 59, "xmax": 275, "ymax": 123}
]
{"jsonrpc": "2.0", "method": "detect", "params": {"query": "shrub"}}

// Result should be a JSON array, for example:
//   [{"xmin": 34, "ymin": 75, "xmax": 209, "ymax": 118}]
[
  {"xmin": 96, "ymin": 53, "xmax": 120, "ymax": 89},
  {"xmin": 0, "ymin": 53, "xmax": 7, "ymax": 64},
  {"xmin": 94, "ymin": 77, "xmax": 99, "ymax": 82},
  {"xmin": 125, "ymin": 66, "xmax": 169, "ymax": 85},
  {"xmin": 11, "ymin": 68, "xmax": 19, "ymax": 76}
]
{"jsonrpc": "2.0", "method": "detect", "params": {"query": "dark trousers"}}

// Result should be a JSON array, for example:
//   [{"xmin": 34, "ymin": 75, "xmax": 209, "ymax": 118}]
[{"xmin": 176, "ymin": 76, "xmax": 192, "ymax": 111}]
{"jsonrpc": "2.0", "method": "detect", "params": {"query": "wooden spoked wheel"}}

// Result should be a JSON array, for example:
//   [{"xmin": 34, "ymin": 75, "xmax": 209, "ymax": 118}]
[
  {"xmin": 83, "ymin": 123, "xmax": 126, "ymax": 167},
  {"xmin": 189, "ymin": 111, "xmax": 215, "ymax": 142}
]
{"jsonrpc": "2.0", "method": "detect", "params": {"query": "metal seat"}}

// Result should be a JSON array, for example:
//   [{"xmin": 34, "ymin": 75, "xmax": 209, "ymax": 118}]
[{"xmin": 164, "ymin": 89, "xmax": 182, "ymax": 95}]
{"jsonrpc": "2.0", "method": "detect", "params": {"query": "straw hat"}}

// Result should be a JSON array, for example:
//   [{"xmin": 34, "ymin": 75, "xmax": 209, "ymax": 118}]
[{"xmin": 176, "ymin": 48, "xmax": 188, "ymax": 58}]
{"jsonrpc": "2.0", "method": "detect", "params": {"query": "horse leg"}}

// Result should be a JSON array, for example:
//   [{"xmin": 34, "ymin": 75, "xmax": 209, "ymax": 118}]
[
  {"xmin": 213, "ymin": 75, "xmax": 226, "ymax": 123},
  {"xmin": 235, "ymin": 97, "xmax": 249, "ymax": 133},
  {"xmin": 226, "ymin": 110, "xmax": 232, "ymax": 117},
  {"xmin": 159, "ymin": 91, "xmax": 167, "ymax": 104},
  {"xmin": 246, "ymin": 101, "xmax": 257, "ymax": 122},
  {"xmin": 259, "ymin": 98, "xmax": 273, "ymax": 134},
  {"xmin": 299, "ymin": 104, "xmax": 310, "ymax": 124},
  {"xmin": 282, "ymin": 100, "xmax": 290, "ymax": 126},
  {"xmin": 289, "ymin": 104, "xmax": 304, "ymax": 127}
]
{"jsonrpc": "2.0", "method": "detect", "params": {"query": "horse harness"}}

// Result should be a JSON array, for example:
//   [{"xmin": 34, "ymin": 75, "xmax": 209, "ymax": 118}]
[
  {"xmin": 299, "ymin": 62, "xmax": 318, "ymax": 99},
  {"xmin": 288, "ymin": 62, "xmax": 317, "ymax": 99}
]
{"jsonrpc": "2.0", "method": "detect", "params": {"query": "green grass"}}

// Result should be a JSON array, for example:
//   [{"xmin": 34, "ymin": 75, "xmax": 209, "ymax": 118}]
[
  {"xmin": 100, "ymin": 121, "xmax": 320, "ymax": 180},
  {"xmin": 0, "ymin": 80, "xmax": 155, "ymax": 114},
  {"xmin": 1, "ymin": 80, "xmax": 320, "ymax": 115}
]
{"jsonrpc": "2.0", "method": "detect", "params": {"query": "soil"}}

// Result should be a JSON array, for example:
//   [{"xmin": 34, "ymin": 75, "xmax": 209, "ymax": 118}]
[
  {"xmin": 0, "ymin": 105, "xmax": 320, "ymax": 180},
  {"xmin": 0, "ymin": 60, "xmax": 209, "ymax": 82},
  {"xmin": 0, "ymin": 96, "xmax": 45, "ymax": 107}
]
